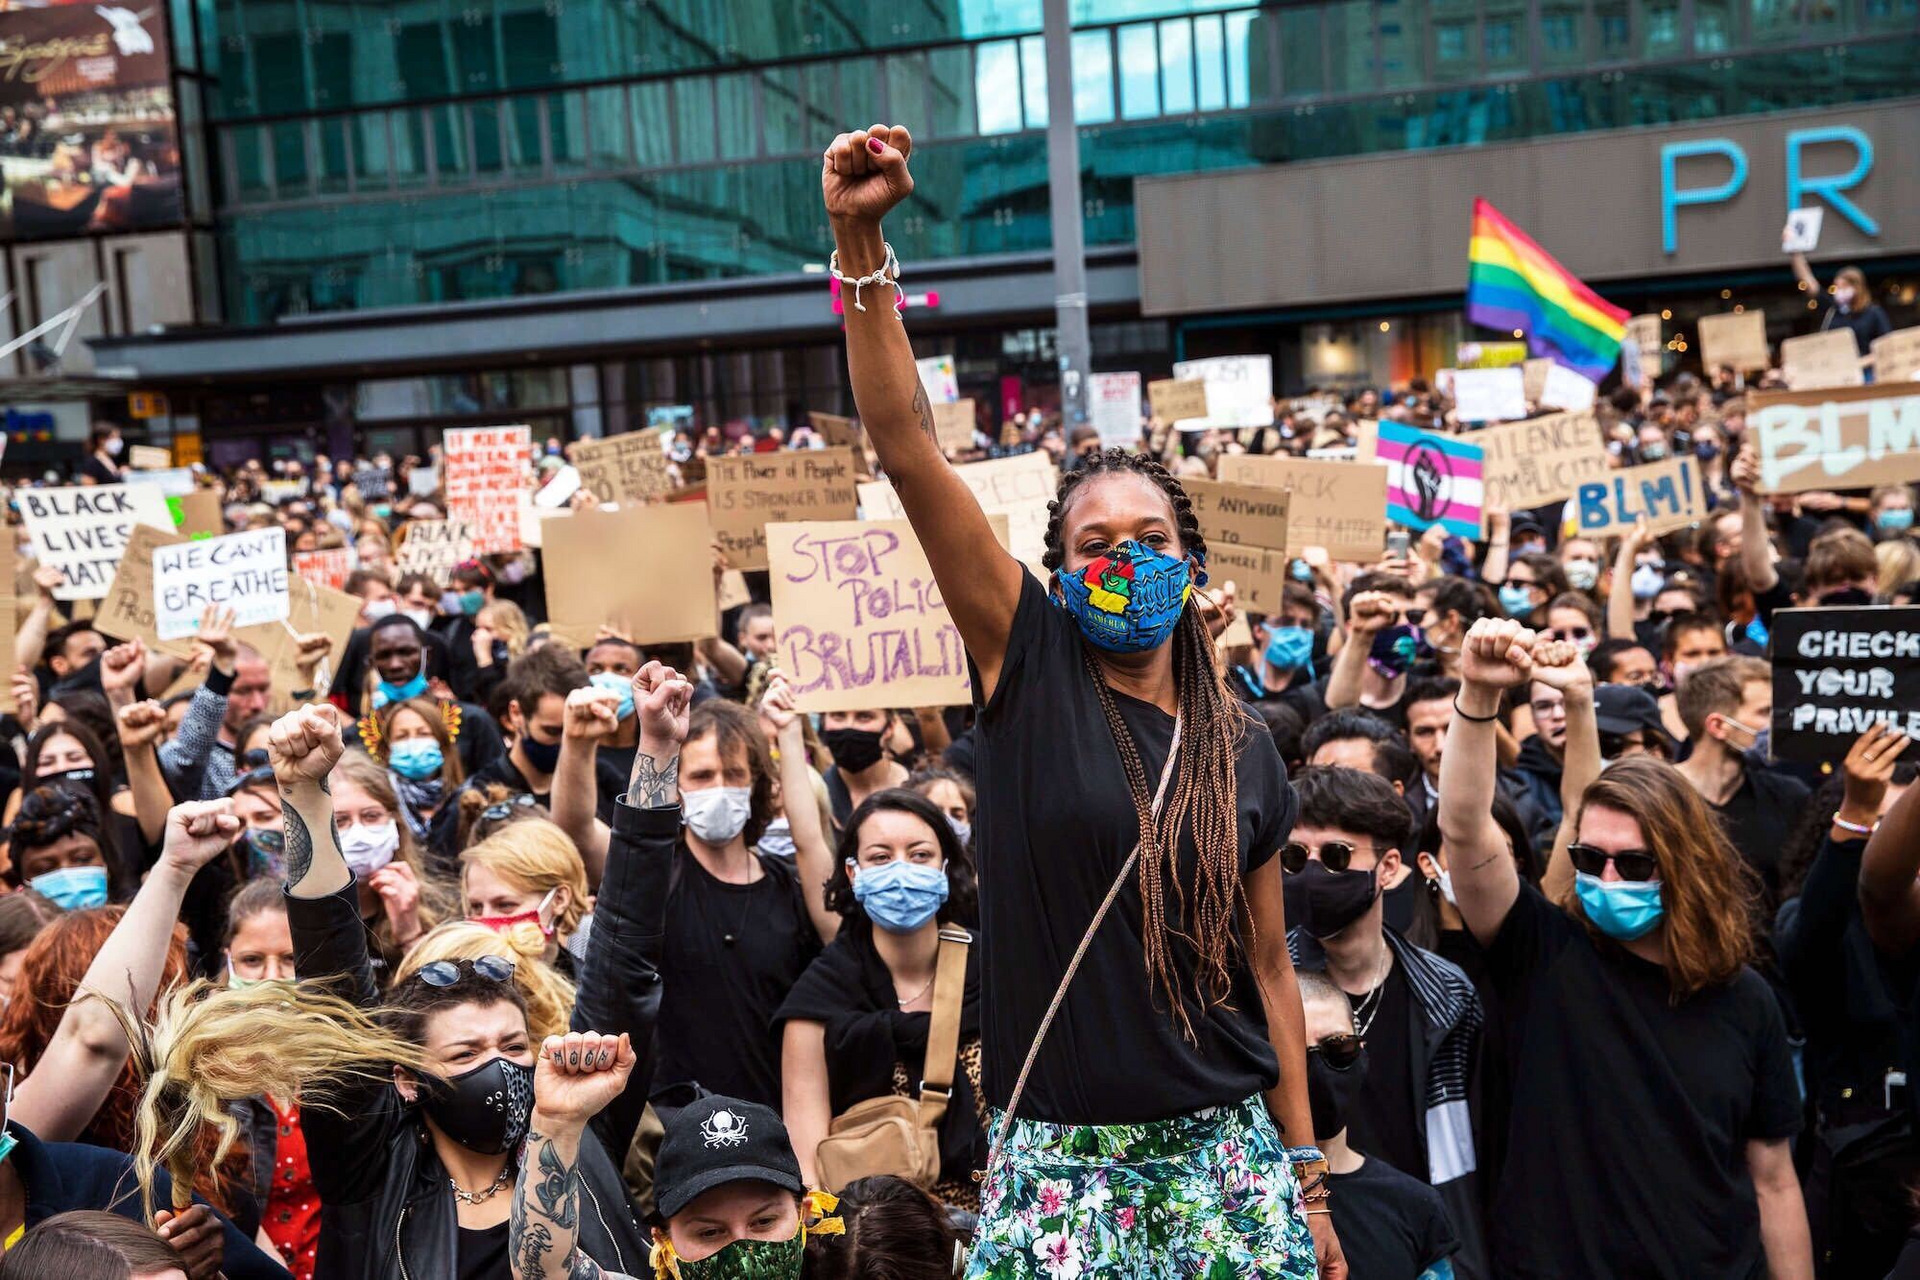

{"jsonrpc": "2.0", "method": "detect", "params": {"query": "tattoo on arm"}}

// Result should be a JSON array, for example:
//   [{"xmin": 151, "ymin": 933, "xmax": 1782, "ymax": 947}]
[
  {"xmin": 510, "ymin": 1132, "xmax": 592, "ymax": 1280},
  {"xmin": 283, "ymin": 804, "xmax": 314, "ymax": 886},
  {"xmin": 911, "ymin": 383, "xmax": 936, "ymax": 447},
  {"xmin": 627, "ymin": 752, "xmax": 680, "ymax": 810}
]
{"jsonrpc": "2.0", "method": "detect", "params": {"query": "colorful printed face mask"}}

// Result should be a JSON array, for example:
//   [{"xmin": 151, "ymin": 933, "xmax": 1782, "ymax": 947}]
[
  {"xmin": 650, "ymin": 1192, "xmax": 841, "ymax": 1280},
  {"xmin": 1367, "ymin": 623, "xmax": 1420, "ymax": 678},
  {"xmin": 1053, "ymin": 540, "xmax": 1200, "ymax": 653}
]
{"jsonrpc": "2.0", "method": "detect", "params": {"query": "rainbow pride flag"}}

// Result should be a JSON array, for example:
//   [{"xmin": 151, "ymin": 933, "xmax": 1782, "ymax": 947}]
[{"xmin": 1467, "ymin": 198, "xmax": 1629, "ymax": 386}]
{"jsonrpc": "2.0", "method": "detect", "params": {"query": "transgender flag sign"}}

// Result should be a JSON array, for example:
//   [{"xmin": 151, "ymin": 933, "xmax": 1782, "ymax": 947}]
[{"xmin": 1377, "ymin": 422, "xmax": 1485, "ymax": 540}]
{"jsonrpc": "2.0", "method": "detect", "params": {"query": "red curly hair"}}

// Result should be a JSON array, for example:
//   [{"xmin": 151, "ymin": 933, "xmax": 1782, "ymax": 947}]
[{"xmin": 0, "ymin": 907, "xmax": 252, "ymax": 1216}]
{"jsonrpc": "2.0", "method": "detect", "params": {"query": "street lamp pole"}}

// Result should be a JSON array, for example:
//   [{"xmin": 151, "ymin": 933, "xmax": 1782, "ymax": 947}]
[{"xmin": 1042, "ymin": 0, "xmax": 1092, "ymax": 428}]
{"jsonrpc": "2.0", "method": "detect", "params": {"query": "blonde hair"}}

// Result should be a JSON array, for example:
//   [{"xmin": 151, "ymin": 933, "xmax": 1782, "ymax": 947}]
[
  {"xmin": 459, "ymin": 817, "xmax": 589, "ymax": 937},
  {"xmin": 1876, "ymin": 537, "xmax": 1920, "ymax": 598},
  {"xmin": 116, "ymin": 981, "xmax": 428, "ymax": 1224},
  {"xmin": 477, "ymin": 600, "xmax": 530, "ymax": 659},
  {"xmin": 394, "ymin": 921, "xmax": 577, "ymax": 1041}
]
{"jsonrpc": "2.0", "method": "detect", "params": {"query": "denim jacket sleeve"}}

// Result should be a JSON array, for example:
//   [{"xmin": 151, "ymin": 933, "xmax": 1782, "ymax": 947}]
[{"xmin": 571, "ymin": 798, "xmax": 675, "ymax": 1163}]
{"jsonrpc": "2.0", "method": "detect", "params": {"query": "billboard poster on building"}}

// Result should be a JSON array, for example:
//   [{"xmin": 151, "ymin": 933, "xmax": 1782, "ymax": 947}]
[{"xmin": 0, "ymin": 4, "xmax": 182, "ymax": 241}]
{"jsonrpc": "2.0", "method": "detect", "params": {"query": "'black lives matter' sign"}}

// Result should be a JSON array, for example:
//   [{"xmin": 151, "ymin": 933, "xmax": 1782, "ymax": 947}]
[{"xmin": 1770, "ymin": 606, "xmax": 1920, "ymax": 763}]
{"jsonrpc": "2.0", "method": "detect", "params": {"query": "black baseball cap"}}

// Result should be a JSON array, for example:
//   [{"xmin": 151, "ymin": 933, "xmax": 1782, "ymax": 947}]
[
  {"xmin": 1594, "ymin": 684, "xmax": 1668, "ymax": 742},
  {"xmin": 654, "ymin": 1095, "xmax": 803, "ymax": 1221}
]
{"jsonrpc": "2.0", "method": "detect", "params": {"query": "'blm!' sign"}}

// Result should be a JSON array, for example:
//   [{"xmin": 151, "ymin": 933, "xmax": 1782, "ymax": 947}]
[{"xmin": 1770, "ymin": 606, "xmax": 1920, "ymax": 763}]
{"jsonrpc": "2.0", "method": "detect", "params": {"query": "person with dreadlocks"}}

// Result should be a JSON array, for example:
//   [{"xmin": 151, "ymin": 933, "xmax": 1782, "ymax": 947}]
[{"xmin": 823, "ymin": 124, "xmax": 1342, "ymax": 1278}]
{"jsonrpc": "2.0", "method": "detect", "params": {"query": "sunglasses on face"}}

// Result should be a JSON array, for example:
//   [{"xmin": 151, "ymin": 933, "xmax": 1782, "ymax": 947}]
[
  {"xmin": 416, "ymin": 954, "xmax": 516, "ymax": 987},
  {"xmin": 1567, "ymin": 843, "xmax": 1660, "ymax": 882},
  {"xmin": 1308, "ymin": 1033, "xmax": 1364, "ymax": 1070},
  {"xmin": 1280, "ymin": 840, "xmax": 1381, "ymax": 875},
  {"xmin": 1404, "ymin": 608, "xmax": 1427, "ymax": 627}
]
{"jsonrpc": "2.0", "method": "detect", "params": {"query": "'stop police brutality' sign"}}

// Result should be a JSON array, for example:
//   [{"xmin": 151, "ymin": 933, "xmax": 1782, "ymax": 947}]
[{"xmin": 1770, "ymin": 606, "xmax": 1920, "ymax": 763}]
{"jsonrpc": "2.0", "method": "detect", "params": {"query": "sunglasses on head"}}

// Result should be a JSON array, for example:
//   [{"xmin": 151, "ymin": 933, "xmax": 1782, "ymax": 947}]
[
  {"xmin": 1280, "ymin": 840, "xmax": 1381, "ymax": 875},
  {"xmin": 1567, "ymin": 843, "xmax": 1660, "ymax": 882},
  {"xmin": 481, "ymin": 794, "xmax": 540, "ymax": 823},
  {"xmin": 1308, "ymin": 1033, "xmax": 1364, "ymax": 1070},
  {"xmin": 416, "ymin": 955, "xmax": 516, "ymax": 987}
]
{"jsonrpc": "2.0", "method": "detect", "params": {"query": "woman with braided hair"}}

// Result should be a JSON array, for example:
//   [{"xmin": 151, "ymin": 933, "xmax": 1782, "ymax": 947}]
[{"xmin": 824, "ymin": 124, "xmax": 1343, "ymax": 1278}]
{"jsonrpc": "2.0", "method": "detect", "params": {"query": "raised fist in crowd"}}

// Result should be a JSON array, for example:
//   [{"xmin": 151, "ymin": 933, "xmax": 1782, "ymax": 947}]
[
  {"xmin": 1461, "ymin": 617, "xmax": 1538, "ymax": 691},
  {"xmin": 268, "ymin": 705, "xmax": 344, "ymax": 786},
  {"xmin": 822, "ymin": 124, "xmax": 914, "ymax": 225}
]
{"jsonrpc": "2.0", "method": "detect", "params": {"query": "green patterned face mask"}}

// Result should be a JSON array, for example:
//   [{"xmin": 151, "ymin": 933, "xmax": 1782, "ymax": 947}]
[{"xmin": 662, "ymin": 1235, "xmax": 803, "ymax": 1280}]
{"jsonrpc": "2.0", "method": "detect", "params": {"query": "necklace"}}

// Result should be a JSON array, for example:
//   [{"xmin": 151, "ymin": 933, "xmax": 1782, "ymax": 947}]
[
  {"xmin": 1349, "ymin": 945, "xmax": 1394, "ymax": 1038},
  {"xmin": 896, "ymin": 973, "xmax": 935, "ymax": 1007},
  {"xmin": 449, "ymin": 1164, "xmax": 513, "ymax": 1205}
]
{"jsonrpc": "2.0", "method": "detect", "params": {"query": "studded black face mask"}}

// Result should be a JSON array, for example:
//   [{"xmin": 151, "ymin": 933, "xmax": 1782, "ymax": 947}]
[{"xmin": 418, "ymin": 1056, "xmax": 534, "ymax": 1155}]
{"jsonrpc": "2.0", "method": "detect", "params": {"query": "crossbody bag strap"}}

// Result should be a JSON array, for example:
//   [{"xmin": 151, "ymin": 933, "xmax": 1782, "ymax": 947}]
[
  {"xmin": 982, "ymin": 714, "xmax": 1183, "ymax": 1178},
  {"xmin": 915, "ymin": 926, "xmax": 972, "ymax": 1130}
]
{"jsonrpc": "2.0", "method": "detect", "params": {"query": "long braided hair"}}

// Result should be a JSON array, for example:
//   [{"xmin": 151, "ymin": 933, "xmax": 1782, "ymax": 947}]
[{"xmin": 1040, "ymin": 447, "xmax": 1247, "ymax": 1038}]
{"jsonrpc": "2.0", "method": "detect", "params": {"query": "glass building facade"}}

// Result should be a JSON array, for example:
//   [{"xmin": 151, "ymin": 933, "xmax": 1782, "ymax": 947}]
[{"xmin": 194, "ymin": 0, "xmax": 1918, "ymax": 326}]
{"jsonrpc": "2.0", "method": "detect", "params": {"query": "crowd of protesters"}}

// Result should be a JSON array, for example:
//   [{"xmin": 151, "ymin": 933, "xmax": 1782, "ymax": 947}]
[{"xmin": 0, "ymin": 120, "xmax": 1910, "ymax": 1280}]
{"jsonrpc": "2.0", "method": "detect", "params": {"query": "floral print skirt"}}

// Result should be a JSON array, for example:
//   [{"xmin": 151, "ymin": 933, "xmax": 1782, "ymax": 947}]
[{"xmin": 964, "ymin": 1095, "xmax": 1318, "ymax": 1279}]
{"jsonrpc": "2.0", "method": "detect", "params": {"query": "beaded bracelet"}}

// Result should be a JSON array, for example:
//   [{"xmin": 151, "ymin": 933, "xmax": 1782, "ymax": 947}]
[
  {"xmin": 1284, "ymin": 1145, "xmax": 1325, "ymax": 1165},
  {"xmin": 1832, "ymin": 815, "xmax": 1878, "ymax": 837},
  {"xmin": 827, "ymin": 242, "xmax": 901, "ymax": 314}
]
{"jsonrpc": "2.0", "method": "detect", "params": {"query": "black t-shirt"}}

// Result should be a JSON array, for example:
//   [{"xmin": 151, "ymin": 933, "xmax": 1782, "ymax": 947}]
[
  {"xmin": 456, "ymin": 1223, "xmax": 508, "ymax": 1280},
  {"xmin": 1712, "ymin": 765, "xmax": 1810, "ymax": 912},
  {"xmin": 1818, "ymin": 299, "xmax": 1892, "ymax": 353},
  {"xmin": 656, "ymin": 847, "xmax": 820, "ymax": 1108},
  {"xmin": 1344, "ymin": 961, "xmax": 1425, "ymax": 1182},
  {"xmin": 1327, "ymin": 1157, "xmax": 1459, "ymax": 1280},
  {"xmin": 1485, "ymin": 884, "xmax": 1801, "ymax": 1277},
  {"xmin": 773, "ymin": 924, "xmax": 984, "ymax": 1187},
  {"xmin": 970, "ymin": 572, "xmax": 1296, "ymax": 1124}
]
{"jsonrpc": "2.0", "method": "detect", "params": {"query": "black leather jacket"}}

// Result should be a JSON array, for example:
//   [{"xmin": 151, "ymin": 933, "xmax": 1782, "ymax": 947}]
[{"xmin": 289, "ymin": 799, "xmax": 675, "ymax": 1280}]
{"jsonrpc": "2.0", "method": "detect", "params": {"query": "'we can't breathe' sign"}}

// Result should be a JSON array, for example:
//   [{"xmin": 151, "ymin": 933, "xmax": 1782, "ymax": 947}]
[{"xmin": 152, "ymin": 527, "xmax": 291, "ymax": 641}]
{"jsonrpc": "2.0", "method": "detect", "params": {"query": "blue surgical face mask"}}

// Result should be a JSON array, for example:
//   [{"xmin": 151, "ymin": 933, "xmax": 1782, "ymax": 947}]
[
  {"xmin": 1630, "ymin": 562, "xmax": 1666, "ymax": 601},
  {"xmin": 388, "ymin": 737, "xmax": 445, "ymax": 781},
  {"xmin": 849, "ymin": 859, "xmax": 950, "ymax": 934},
  {"xmin": 1265, "ymin": 625, "xmax": 1314, "ymax": 678},
  {"xmin": 1878, "ymin": 508, "xmax": 1914, "ymax": 533},
  {"xmin": 1498, "ymin": 584, "xmax": 1536, "ymax": 617},
  {"xmin": 1053, "ymin": 539, "xmax": 1199, "ymax": 654},
  {"xmin": 29, "ymin": 864, "xmax": 108, "ymax": 911},
  {"xmin": 375, "ymin": 669, "xmax": 431, "ymax": 709},
  {"xmin": 1574, "ymin": 872, "xmax": 1665, "ymax": 941},
  {"xmin": 590, "ymin": 671, "xmax": 635, "ymax": 721}
]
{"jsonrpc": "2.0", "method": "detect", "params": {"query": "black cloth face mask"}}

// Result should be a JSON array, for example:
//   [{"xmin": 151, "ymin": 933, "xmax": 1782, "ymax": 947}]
[
  {"xmin": 418, "ymin": 1055, "xmax": 534, "ymax": 1155},
  {"xmin": 1283, "ymin": 861, "xmax": 1380, "ymax": 940},
  {"xmin": 820, "ymin": 726, "xmax": 886, "ymax": 774},
  {"xmin": 1307, "ymin": 1042, "xmax": 1369, "ymax": 1141}
]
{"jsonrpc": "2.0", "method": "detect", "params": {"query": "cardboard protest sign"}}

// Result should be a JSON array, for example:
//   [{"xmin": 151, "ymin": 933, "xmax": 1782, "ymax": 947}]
[
  {"xmin": 1782, "ymin": 207, "xmax": 1824, "ymax": 253},
  {"xmin": 915, "ymin": 356, "xmax": 959, "ymax": 405},
  {"xmin": 1173, "ymin": 355, "xmax": 1273, "ymax": 428},
  {"xmin": 1521, "ymin": 359, "xmax": 1553, "ymax": 405},
  {"xmin": 706, "ymin": 447, "xmax": 859, "ymax": 572},
  {"xmin": 1089, "ymin": 372, "xmax": 1142, "ymax": 448},
  {"xmin": 153, "ymin": 527, "xmax": 290, "ymax": 641},
  {"xmin": 1781, "ymin": 329, "xmax": 1864, "ymax": 391},
  {"xmin": 1751, "ymin": 382, "xmax": 1920, "ymax": 494},
  {"xmin": 931, "ymin": 399, "xmax": 976, "ymax": 455},
  {"xmin": 1148, "ymin": 378, "xmax": 1209, "ymax": 425},
  {"xmin": 534, "ymin": 465, "xmax": 581, "ymax": 508},
  {"xmin": 1182, "ymin": 479, "xmax": 1290, "ymax": 549},
  {"xmin": 1770, "ymin": 606, "xmax": 1920, "ymax": 763},
  {"xmin": 20, "ymin": 484, "xmax": 175, "ymax": 601},
  {"xmin": 353, "ymin": 467, "xmax": 393, "ymax": 502},
  {"xmin": 1697, "ymin": 311, "xmax": 1769, "ymax": 372},
  {"xmin": 1472, "ymin": 412, "xmax": 1610, "ymax": 513},
  {"xmin": 1451, "ymin": 368, "xmax": 1527, "ymax": 423},
  {"xmin": 409, "ymin": 464, "xmax": 440, "ymax": 496},
  {"xmin": 173, "ymin": 489, "xmax": 224, "ymax": 539},
  {"xmin": 859, "ymin": 451, "xmax": 1057, "ymax": 575},
  {"xmin": 1377, "ymin": 423, "xmax": 1484, "ymax": 539},
  {"xmin": 809, "ymin": 412, "xmax": 859, "ymax": 448},
  {"xmin": 293, "ymin": 547, "xmax": 353, "ymax": 591},
  {"xmin": 543, "ymin": 502, "xmax": 716, "ymax": 649},
  {"xmin": 516, "ymin": 492, "xmax": 575, "ymax": 549},
  {"xmin": 127, "ymin": 468, "xmax": 197, "ymax": 498},
  {"xmin": 443, "ymin": 426, "xmax": 531, "ymax": 554},
  {"xmin": 263, "ymin": 577, "xmax": 363, "ymax": 698},
  {"xmin": 1626, "ymin": 314, "xmax": 1663, "ymax": 382},
  {"xmin": 1572, "ymin": 456, "xmax": 1709, "ymax": 538},
  {"xmin": 768, "ymin": 515, "xmax": 1008, "ymax": 712},
  {"xmin": 394, "ymin": 520, "xmax": 475, "ymax": 582},
  {"xmin": 1217, "ymin": 454, "xmax": 1388, "ymax": 563},
  {"xmin": 717, "ymin": 569, "xmax": 752, "ymax": 613},
  {"xmin": 1206, "ymin": 542, "xmax": 1294, "ymax": 614},
  {"xmin": 1872, "ymin": 330, "xmax": 1920, "ymax": 384},
  {"xmin": 96, "ymin": 523, "xmax": 197, "ymax": 658},
  {"xmin": 573, "ymin": 432, "xmax": 671, "ymax": 505},
  {"xmin": 128, "ymin": 444, "xmax": 171, "ymax": 470},
  {"xmin": 1541, "ymin": 365, "xmax": 1597, "ymax": 412}
]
